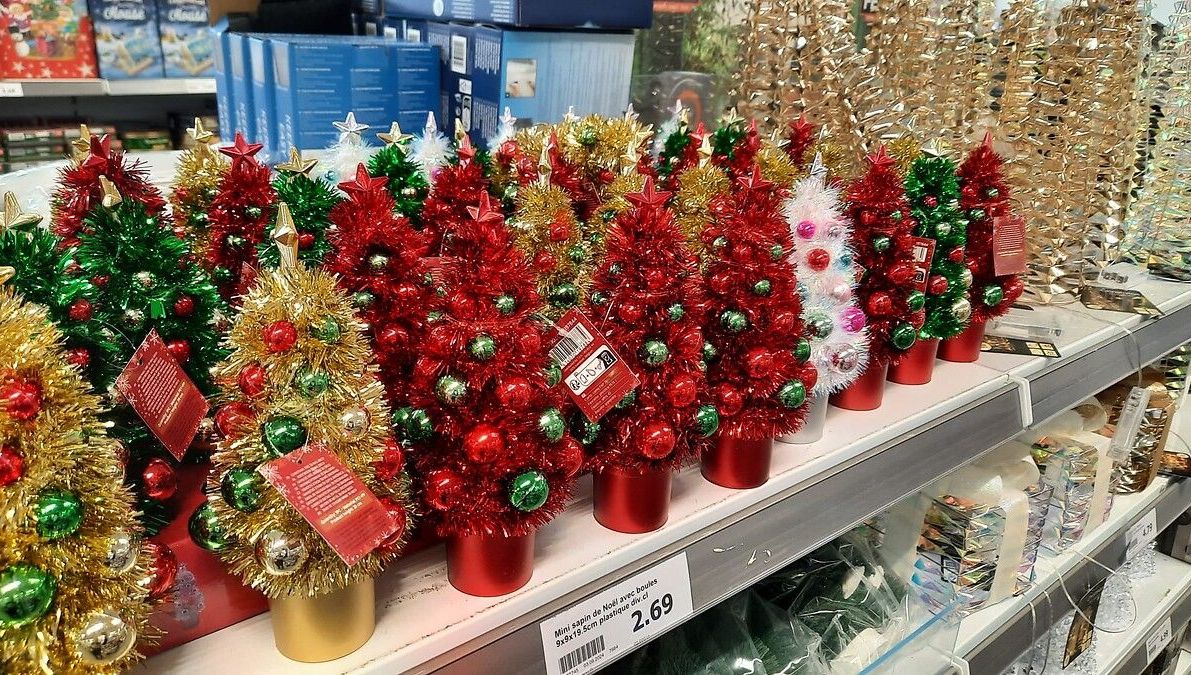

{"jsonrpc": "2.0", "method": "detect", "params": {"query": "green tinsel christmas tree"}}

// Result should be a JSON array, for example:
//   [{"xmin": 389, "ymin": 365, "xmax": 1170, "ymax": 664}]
[
  {"xmin": 904, "ymin": 144, "xmax": 971, "ymax": 340},
  {"xmin": 256, "ymin": 148, "xmax": 341, "ymax": 270},
  {"xmin": 367, "ymin": 122, "xmax": 429, "ymax": 226}
]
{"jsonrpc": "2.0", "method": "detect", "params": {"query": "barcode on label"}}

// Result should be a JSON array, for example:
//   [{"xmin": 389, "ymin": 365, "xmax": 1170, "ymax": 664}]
[
  {"xmin": 550, "ymin": 323, "xmax": 594, "ymax": 367},
  {"xmin": 560, "ymin": 636, "xmax": 605, "ymax": 674}
]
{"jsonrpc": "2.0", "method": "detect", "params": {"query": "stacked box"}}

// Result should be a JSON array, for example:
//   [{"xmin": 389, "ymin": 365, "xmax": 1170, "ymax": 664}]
[
  {"xmin": 227, "ymin": 32, "xmax": 256, "ymax": 141},
  {"xmin": 156, "ymin": 0, "xmax": 213, "ymax": 77},
  {"xmin": 0, "ymin": 0, "xmax": 99, "ymax": 78},
  {"xmin": 87, "ymin": 0, "xmax": 166, "ymax": 79},
  {"xmin": 1, "ymin": 124, "xmax": 113, "ymax": 173},
  {"xmin": 1034, "ymin": 436, "xmax": 1102, "ymax": 554},
  {"xmin": 383, "ymin": 0, "xmax": 652, "ymax": 28},
  {"xmin": 912, "ymin": 495, "xmax": 1006, "ymax": 614},
  {"xmin": 211, "ymin": 19, "xmax": 235, "ymax": 141}
]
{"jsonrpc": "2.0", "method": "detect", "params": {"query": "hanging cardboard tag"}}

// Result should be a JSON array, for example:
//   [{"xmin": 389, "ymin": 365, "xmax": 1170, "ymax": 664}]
[
  {"xmin": 115, "ymin": 330, "xmax": 209, "ymax": 461},
  {"xmin": 992, "ymin": 214, "xmax": 1027, "ymax": 276},
  {"xmin": 549, "ymin": 310, "xmax": 639, "ymax": 423},
  {"xmin": 257, "ymin": 444, "xmax": 398, "ymax": 566},
  {"xmin": 1062, "ymin": 577, "xmax": 1106, "ymax": 667},
  {"xmin": 909, "ymin": 236, "xmax": 936, "ymax": 292}
]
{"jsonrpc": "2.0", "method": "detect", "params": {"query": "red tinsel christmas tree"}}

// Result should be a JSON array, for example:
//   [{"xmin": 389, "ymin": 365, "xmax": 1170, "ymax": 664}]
[
  {"xmin": 710, "ymin": 114, "xmax": 763, "ymax": 182},
  {"xmin": 583, "ymin": 177, "xmax": 719, "ymax": 474},
  {"xmin": 419, "ymin": 136, "xmax": 491, "ymax": 254},
  {"xmin": 846, "ymin": 147, "xmax": 926, "ymax": 365},
  {"xmin": 958, "ymin": 135, "xmax": 1024, "ymax": 324},
  {"xmin": 399, "ymin": 191, "xmax": 581, "ymax": 539},
  {"xmin": 325, "ymin": 165, "xmax": 432, "ymax": 406},
  {"xmin": 784, "ymin": 116, "xmax": 818, "ymax": 173},
  {"xmin": 51, "ymin": 134, "xmax": 169, "ymax": 247},
  {"xmin": 205, "ymin": 133, "xmax": 278, "ymax": 301},
  {"xmin": 702, "ymin": 167, "xmax": 817, "ymax": 440}
]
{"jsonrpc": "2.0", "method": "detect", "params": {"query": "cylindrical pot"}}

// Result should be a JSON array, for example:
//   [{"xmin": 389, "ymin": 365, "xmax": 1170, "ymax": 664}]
[
  {"xmin": 779, "ymin": 394, "xmax": 829, "ymax": 444},
  {"xmin": 830, "ymin": 362, "xmax": 889, "ymax": 411},
  {"xmin": 887, "ymin": 338, "xmax": 940, "ymax": 385},
  {"xmin": 701, "ymin": 434, "xmax": 774, "ymax": 489},
  {"xmin": 939, "ymin": 321, "xmax": 987, "ymax": 363},
  {"xmin": 593, "ymin": 465, "xmax": 673, "ymax": 533},
  {"xmin": 447, "ymin": 530, "xmax": 535, "ymax": 596},
  {"xmin": 269, "ymin": 577, "xmax": 375, "ymax": 662}
]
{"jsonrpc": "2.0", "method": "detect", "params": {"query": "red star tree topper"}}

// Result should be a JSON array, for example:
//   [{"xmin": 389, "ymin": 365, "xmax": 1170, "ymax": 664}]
[
  {"xmin": 399, "ymin": 191, "xmax": 580, "ymax": 538},
  {"xmin": 846, "ymin": 147, "xmax": 926, "ymax": 365},
  {"xmin": 958, "ymin": 134, "xmax": 1025, "ymax": 324},
  {"xmin": 205, "ymin": 133, "xmax": 277, "ymax": 301},
  {"xmin": 581, "ymin": 177, "xmax": 719, "ymax": 474},
  {"xmin": 325, "ymin": 165, "xmax": 433, "ymax": 406},
  {"xmin": 784, "ymin": 116, "xmax": 818, "ymax": 172},
  {"xmin": 702, "ymin": 166, "xmax": 817, "ymax": 440}
]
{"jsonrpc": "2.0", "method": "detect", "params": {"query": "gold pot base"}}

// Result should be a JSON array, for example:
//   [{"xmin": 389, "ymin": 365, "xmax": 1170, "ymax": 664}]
[{"xmin": 269, "ymin": 577, "xmax": 376, "ymax": 662}]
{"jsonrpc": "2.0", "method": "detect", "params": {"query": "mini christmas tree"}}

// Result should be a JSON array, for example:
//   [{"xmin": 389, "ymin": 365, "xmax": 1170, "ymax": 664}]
[
  {"xmin": 401, "ymin": 191, "xmax": 580, "ymax": 541},
  {"xmin": 583, "ymin": 178, "xmax": 719, "ymax": 474},
  {"xmin": 904, "ymin": 144, "xmax": 971, "ymax": 340},
  {"xmin": 672, "ymin": 132, "xmax": 731, "ymax": 261},
  {"xmin": 408, "ymin": 112, "xmax": 452, "ymax": 185},
  {"xmin": 701, "ymin": 167, "xmax": 817, "ymax": 441},
  {"xmin": 785, "ymin": 159, "xmax": 869, "ymax": 396},
  {"xmin": 0, "ymin": 281, "xmax": 155, "ymax": 674},
  {"xmin": 256, "ymin": 148, "xmax": 340, "ymax": 270},
  {"xmin": 551, "ymin": 110, "xmax": 653, "ymax": 202},
  {"xmin": 76, "ymin": 179, "xmax": 226, "ymax": 533},
  {"xmin": 320, "ymin": 113, "xmax": 374, "ymax": 189},
  {"xmin": 52, "ymin": 133, "xmax": 169, "ymax": 247},
  {"xmin": 325, "ymin": 165, "xmax": 432, "ymax": 407},
  {"xmin": 420, "ymin": 134, "xmax": 492, "ymax": 253},
  {"xmin": 206, "ymin": 133, "xmax": 278, "ymax": 302},
  {"xmin": 169, "ymin": 118, "xmax": 228, "ymax": 254},
  {"xmin": 709, "ymin": 112, "xmax": 761, "ymax": 181},
  {"xmin": 367, "ymin": 122, "xmax": 430, "ymax": 225},
  {"xmin": 845, "ymin": 147, "xmax": 924, "ymax": 366},
  {"xmin": 199, "ymin": 204, "xmax": 412, "ymax": 598},
  {"xmin": 957, "ymin": 135, "xmax": 1024, "ymax": 324},
  {"xmin": 511, "ymin": 159, "xmax": 590, "ymax": 318}
]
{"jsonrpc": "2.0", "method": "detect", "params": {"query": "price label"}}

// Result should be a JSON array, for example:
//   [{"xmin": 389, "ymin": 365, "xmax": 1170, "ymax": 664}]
[
  {"xmin": 0, "ymin": 82, "xmax": 23, "ymax": 97},
  {"xmin": 1125, "ymin": 509, "xmax": 1158, "ymax": 561},
  {"xmin": 1145, "ymin": 616, "xmax": 1173, "ymax": 663},
  {"xmin": 540, "ymin": 553, "xmax": 693, "ymax": 675},
  {"xmin": 184, "ymin": 79, "xmax": 216, "ymax": 94}
]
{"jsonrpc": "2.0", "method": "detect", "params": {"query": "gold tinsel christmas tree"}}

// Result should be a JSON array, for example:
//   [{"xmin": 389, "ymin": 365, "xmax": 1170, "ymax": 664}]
[{"xmin": 170, "ymin": 118, "xmax": 228, "ymax": 256}]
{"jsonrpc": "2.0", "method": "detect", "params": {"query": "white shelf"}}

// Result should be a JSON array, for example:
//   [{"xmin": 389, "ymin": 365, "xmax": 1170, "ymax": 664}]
[
  {"xmin": 1094, "ymin": 553, "xmax": 1191, "ymax": 674},
  {"xmin": 0, "ymin": 78, "xmax": 215, "ymax": 98}
]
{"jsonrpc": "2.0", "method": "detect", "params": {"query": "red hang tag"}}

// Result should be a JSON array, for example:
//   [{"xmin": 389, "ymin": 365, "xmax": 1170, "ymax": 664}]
[
  {"xmin": 115, "ymin": 330, "xmax": 210, "ymax": 461},
  {"xmin": 909, "ymin": 236, "xmax": 937, "ymax": 292},
  {"xmin": 549, "ymin": 309, "xmax": 640, "ymax": 423},
  {"xmin": 257, "ymin": 443, "xmax": 398, "ymax": 566},
  {"xmin": 992, "ymin": 214, "xmax": 1027, "ymax": 276}
]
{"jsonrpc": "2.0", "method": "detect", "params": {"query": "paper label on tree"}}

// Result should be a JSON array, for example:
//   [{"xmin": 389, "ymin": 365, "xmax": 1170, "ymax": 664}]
[
  {"xmin": 1146, "ymin": 616, "xmax": 1174, "ymax": 663},
  {"xmin": 115, "ymin": 330, "xmax": 209, "ymax": 461},
  {"xmin": 549, "ymin": 310, "xmax": 639, "ymax": 423},
  {"xmin": 1062, "ymin": 576, "xmax": 1105, "ymax": 667},
  {"xmin": 258, "ymin": 444, "xmax": 398, "ymax": 566},
  {"xmin": 992, "ymin": 214, "xmax": 1028, "ymax": 276},
  {"xmin": 1125, "ymin": 508, "xmax": 1158, "ymax": 561},
  {"xmin": 909, "ymin": 236, "xmax": 936, "ymax": 292},
  {"xmin": 539, "ymin": 553, "xmax": 694, "ymax": 675}
]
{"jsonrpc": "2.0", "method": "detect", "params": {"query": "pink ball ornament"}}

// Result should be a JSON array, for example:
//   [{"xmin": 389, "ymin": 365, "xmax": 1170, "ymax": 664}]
[
  {"xmin": 828, "ymin": 282, "xmax": 852, "ymax": 302},
  {"xmin": 840, "ymin": 307, "xmax": 867, "ymax": 333},
  {"xmin": 796, "ymin": 220, "xmax": 817, "ymax": 239}
]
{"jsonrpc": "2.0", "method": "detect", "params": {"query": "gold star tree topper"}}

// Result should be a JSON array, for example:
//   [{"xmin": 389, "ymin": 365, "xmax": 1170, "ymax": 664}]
[{"xmin": 2, "ymin": 192, "xmax": 42, "ymax": 231}]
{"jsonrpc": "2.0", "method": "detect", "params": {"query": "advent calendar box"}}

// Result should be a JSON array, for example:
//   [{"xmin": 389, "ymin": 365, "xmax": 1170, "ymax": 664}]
[
  {"xmin": 87, "ymin": 0, "xmax": 165, "ymax": 78},
  {"xmin": 156, "ymin": 0, "xmax": 213, "ymax": 77},
  {"xmin": 0, "ymin": 0, "xmax": 99, "ymax": 78}
]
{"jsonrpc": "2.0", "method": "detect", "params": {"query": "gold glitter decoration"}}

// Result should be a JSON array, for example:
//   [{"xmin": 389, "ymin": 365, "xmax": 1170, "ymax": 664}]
[
  {"xmin": 511, "ymin": 182, "xmax": 587, "ymax": 320},
  {"xmin": 755, "ymin": 140, "xmax": 799, "ymax": 188},
  {"xmin": 170, "ymin": 117, "xmax": 229, "ymax": 261},
  {"xmin": 673, "ymin": 164, "xmax": 730, "ymax": 262},
  {"xmin": 594, "ymin": 172, "xmax": 648, "ymax": 227}
]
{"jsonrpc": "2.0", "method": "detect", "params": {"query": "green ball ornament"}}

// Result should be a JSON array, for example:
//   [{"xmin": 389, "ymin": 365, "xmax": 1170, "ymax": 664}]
[
  {"xmin": 538, "ymin": 407, "xmax": 566, "ymax": 442},
  {"xmin": 567, "ymin": 245, "xmax": 589, "ymax": 264},
  {"xmin": 310, "ymin": 318, "xmax": 341, "ymax": 343},
  {"xmin": 295, "ymin": 368, "xmax": 330, "ymax": 397},
  {"xmin": 572, "ymin": 415, "xmax": 601, "ymax": 445},
  {"xmin": 494, "ymin": 294, "xmax": 516, "ymax": 315},
  {"xmin": 890, "ymin": 210, "xmax": 903, "ymax": 221},
  {"xmin": 435, "ymin": 375, "xmax": 469, "ymax": 404},
  {"xmin": 220, "ymin": 468, "xmax": 263, "ymax": 513},
  {"xmin": 871, "ymin": 235, "xmax": 892, "ymax": 252},
  {"xmin": 667, "ymin": 303, "xmax": 685, "ymax": 321},
  {"xmin": 392, "ymin": 407, "xmax": 433, "ymax": 443},
  {"xmin": 986, "ymin": 188, "xmax": 1000, "ymax": 198},
  {"xmin": 777, "ymin": 380, "xmax": 807, "ymax": 409},
  {"xmin": 427, "ymin": 310, "xmax": 444, "ymax": 323},
  {"xmin": 246, "ymin": 206, "xmax": 263, "ymax": 219},
  {"xmin": 188, "ymin": 501, "xmax": 229, "ymax": 552},
  {"xmin": 544, "ymin": 360, "xmax": 562, "ymax": 387},
  {"xmin": 969, "ymin": 208, "xmax": 986, "ymax": 221},
  {"xmin": 694, "ymin": 404, "xmax": 720, "ymax": 437},
  {"xmin": 608, "ymin": 263, "xmax": 623, "ymax": 277},
  {"xmin": 982, "ymin": 285, "xmax": 1005, "ymax": 307},
  {"xmin": 578, "ymin": 126, "xmax": 598, "ymax": 145},
  {"xmin": 806, "ymin": 314, "xmax": 833, "ymax": 339},
  {"xmin": 352, "ymin": 291, "xmax": 375, "ymax": 309},
  {"xmin": 769, "ymin": 244, "xmax": 784, "ymax": 260},
  {"xmin": 702, "ymin": 341, "xmax": 719, "ymax": 363},
  {"xmin": 720, "ymin": 310, "xmax": 749, "ymax": 333},
  {"xmin": 0, "ymin": 564, "xmax": 56, "ymax": 628},
  {"xmin": 590, "ymin": 291, "xmax": 609, "ymax": 306},
  {"xmin": 640, "ymin": 339, "xmax": 670, "ymax": 367},
  {"xmin": 262, "ymin": 416, "xmax": 307, "ymax": 456},
  {"xmin": 508, "ymin": 470, "xmax": 549, "ymax": 512},
  {"xmin": 547, "ymin": 283, "xmax": 579, "ymax": 309},
  {"xmin": 794, "ymin": 338, "xmax": 812, "ymax": 363},
  {"xmin": 469, "ymin": 334, "xmax": 497, "ymax": 361},
  {"xmin": 712, "ymin": 236, "xmax": 729, "ymax": 251},
  {"xmin": 907, "ymin": 290, "xmax": 926, "ymax": 312},
  {"xmin": 225, "ymin": 234, "xmax": 246, "ymax": 250},
  {"xmin": 35, "ymin": 489, "xmax": 84, "ymax": 540},
  {"xmin": 891, "ymin": 323, "xmax": 918, "ymax": 350},
  {"xmin": 753, "ymin": 279, "xmax": 772, "ymax": 296}
]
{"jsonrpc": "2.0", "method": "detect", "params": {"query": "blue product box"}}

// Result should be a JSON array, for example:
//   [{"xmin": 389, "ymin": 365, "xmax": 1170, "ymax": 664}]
[
  {"xmin": 247, "ymin": 35, "xmax": 277, "ymax": 161},
  {"xmin": 227, "ymin": 32, "xmax": 256, "ymax": 142},
  {"xmin": 383, "ymin": 0, "xmax": 652, "ymax": 29},
  {"xmin": 156, "ymin": 0, "xmax": 213, "ymax": 77},
  {"xmin": 211, "ymin": 18, "xmax": 234, "ymax": 141},
  {"xmin": 424, "ymin": 23, "xmax": 634, "ymax": 146},
  {"xmin": 88, "ymin": 0, "xmax": 166, "ymax": 79}
]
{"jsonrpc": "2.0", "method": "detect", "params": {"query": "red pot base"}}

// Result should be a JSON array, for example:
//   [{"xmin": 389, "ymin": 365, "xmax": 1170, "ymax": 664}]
[
  {"xmin": 701, "ymin": 435, "xmax": 774, "ymax": 489},
  {"xmin": 887, "ymin": 338, "xmax": 940, "ymax": 385},
  {"xmin": 446, "ymin": 531, "xmax": 535, "ymax": 597},
  {"xmin": 830, "ymin": 362, "xmax": 889, "ymax": 411},
  {"xmin": 938, "ymin": 321, "xmax": 987, "ymax": 363},
  {"xmin": 594, "ymin": 466, "xmax": 672, "ymax": 533}
]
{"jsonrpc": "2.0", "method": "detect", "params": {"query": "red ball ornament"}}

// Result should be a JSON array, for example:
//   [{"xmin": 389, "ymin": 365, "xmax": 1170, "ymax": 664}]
[
  {"xmin": 496, "ymin": 376, "xmax": 533, "ymax": 409},
  {"xmin": 165, "ymin": 339, "xmax": 191, "ymax": 364},
  {"xmin": 928, "ymin": 275, "xmax": 949, "ymax": 295},
  {"xmin": 947, "ymin": 247, "xmax": 965, "ymax": 263},
  {"xmin": 298, "ymin": 232, "xmax": 315, "ymax": 249},
  {"xmin": 717, "ymin": 384, "xmax": 745, "ymax": 417},
  {"xmin": 675, "ymin": 327, "xmax": 704, "ymax": 359},
  {"xmin": 214, "ymin": 401, "xmax": 257, "ymax": 438},
  {"xmin": 888, "ymin": 263, "xmax": 916, "ymax": 285},
  {"xmin": 173, "ymin": 295, "xmax": 195, "ymax": 317},
  {"xmin": 923, "ymin": 195, "xmax": 938, "ymax": 208},
  {"xmin": 238, "ymin": 362, "xmax": 267, "ymax": 397},
  {"xmin": 141, "ymin": 541, "xmax": 178, "ymax": 599},
  {"xmin": 90, "ymin": 274, "xmax": 109, "ymax": 288},
  {"xmin": 262, "ymin": 321, "xmax": 298, "ymax": 353},
  {"xmin": 377, "ymin": 496, "xmax": 409, "ymax": 551},
  {"xmin": 557, "ymin": 437, "xmax": 584, "ymax": 478},
  {"xmin": 0, "ymin": 376, "xmax": 42, "ymax": 421},
  {"xmin": 463, "ymin": 424, "xmax": 505, "ymax": 463},
  {"xmin": 0, "ymin": 445, "xmax": 26, "ymax": 486},
  {"xmin": 66, "ymin": 347, "xmax": 91, "ymax": 368},
  {"xmin": 801, "ymin": 365, "xmax": 819, "ymax": 392},
  {"xmin": 394, "ymin": 282, "xmax": 421, "ymax": 304},
  {"xmin": 860, "ymin": 211, "xmax": 877, "ymax": 226},
  {"xmin": 640, "ymin": 420, "xmax": 677, "ymax": 459},
  {"xmin": 866, "ymin": 292, "xmax": 894, "ymax": 316},
  {"xmin": 499, "ymin": 140, "xmax": 518, "ymax": 159},
  {"xmin": 63, "ymin": 259, "xmax": 82, "ymax": 275},
  {"xmin": 745, "ymin": 348, "xmax": 775, "ymax": 379},
  {"xmin": 373, "ymin": 441, "xmax": 406, "ymax": 482},
  {"xmin": 617, "ymin": 302, "xmax": 644, "ymax": 323},
  {"xmin": 667, "ymin": 373, "xmax": 699, "ymax": 407},
  {"xmin": 424, "ymin": 469, "xmax": 462, "ymax": 510},
  {"xmin": 141, "ymin": 457, "xmax": 178, "ymax": 500},
  {"xmin": 548, "ymin": 217, "xmax": 571, "ymax": 242},
  {"xmin": 425, "ymin": 325, "xmax": 455, "ymax": 358},
  {"xmin": 708, "ymin": 271, "xmax": 734, "ymax": 295},
  {"xmin": 377, "ymin": 325, "xmax": 409, "ymax": 350},
  {"xmin": 807, "ymin": 248, "xmax": 831, "ymax": 272},
  {"xmin": 447, "ymin": 290, "xmax": 478, "ymax": 318},
  {"xmin": 534, "ymin": 250, "xmax": 558, "ymax": 273},
  {"xmin": 68, "ymin": 298, "xmax": 93, "ymax": 322},
  {"xmin": 770, "ymin": 309, "xmax": 797, "ymax": 335}
]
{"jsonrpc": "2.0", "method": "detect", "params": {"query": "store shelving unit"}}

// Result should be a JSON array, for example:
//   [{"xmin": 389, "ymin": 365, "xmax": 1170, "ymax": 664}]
[
  {"xmin": 0, "ymin": 78, "xmax": 216, "ymax": 98},
  {"xmin": 1095, "ymin": 553, "xmax": 1191, "ymax": 674}
]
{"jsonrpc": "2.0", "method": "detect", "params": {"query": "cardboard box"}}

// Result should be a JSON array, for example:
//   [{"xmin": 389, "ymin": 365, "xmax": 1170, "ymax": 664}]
[
  {"xmin": 416, "ymin": 23, "xmax": 633, "ymax": 145},
  {"xmin": 156, "ymin": 0, "xmax": 214, "ymax": 77},
  {"xmin": 227, "ymin": 31, "xmax": 255, "ymax": 141},
  {"xmin": 0, "ymin": 0, "xmax": 99, "ymax": 78},
  {"xmin": 210, "ymin": 18, "xmax": 235, "ymax": 141},
  {"xmin": 383, "ymin": 0, "xmax": 652, "ymax": 29},
  {"xmin": 88, "ymin": 0, "xmax": 166, "ymax": 78}
]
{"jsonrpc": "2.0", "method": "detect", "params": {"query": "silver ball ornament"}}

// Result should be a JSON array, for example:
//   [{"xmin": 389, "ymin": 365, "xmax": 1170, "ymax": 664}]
[
  {"xmin": 827, "ymin": 344, "xmax": 860, "ymax": 374},
  {"xmin": 254, "ymin": 529, "xmax": 309, "ymax": 576},
  {"xmin": 828, "ymin": 282, "xmax": 852, "ymax": 302},
  {"xmin": 952, "ymin": 298, "xmax": 973, "ymax": 323},
  {"xmin": 960, "ymin": 267, "xmax": 974, "ymax": 288},
  {"xmin": 104, "ymin": 531, "xmax": 138, "ymax": 574},
  {"xmin": 339, "ymin": 406, "xmax": 370, "ymax": 440},
  {"xmin": 133, "ymin": 271, "xmax": 154, "ymax": 289},
  {"xmin": 74, "ymin": 611, "xmax": 136, "ymax": 665}
]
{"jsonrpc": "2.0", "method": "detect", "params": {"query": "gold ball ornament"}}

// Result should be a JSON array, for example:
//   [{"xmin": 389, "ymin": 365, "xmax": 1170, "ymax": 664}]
[
  {"xmin": 104, "ymin": 530, "xmax": 138, "ymax": 573},
  {"xmin": 339, "ymin": 406, "xmax": 370, "ymax": 440},
  {"xmin": 254, "ymin": 529, "xmax": 309, "ymax": 576},
  {"xmin": 73, "ymin": 611, "xmax": 137, "ymax": 665}
]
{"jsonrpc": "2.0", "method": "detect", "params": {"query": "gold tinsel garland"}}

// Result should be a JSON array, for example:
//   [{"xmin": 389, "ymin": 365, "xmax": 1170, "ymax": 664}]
[
  {"xmin": 673, "ymin": 163, "xmax": 731, "ymax": 262},
  {"xmin": 511, "ymin": 181, "xmax": 587, "ymax": 319},
  {"xmin": 169, "ymin": 119, "xmax": 228, "ymax": 255}
]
